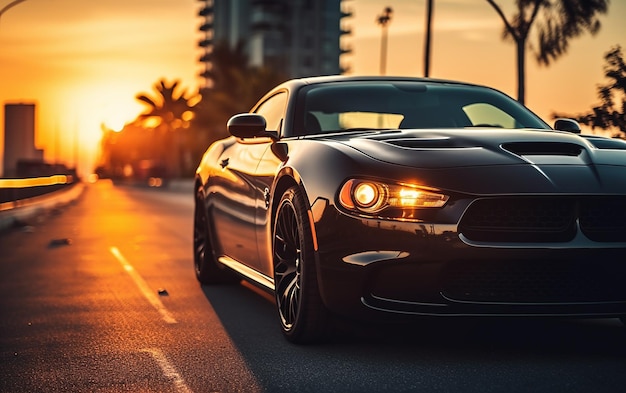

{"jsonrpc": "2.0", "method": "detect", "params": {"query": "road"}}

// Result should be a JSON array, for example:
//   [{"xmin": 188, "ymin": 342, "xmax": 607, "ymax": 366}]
[{"xmin": 1, "ymin": 180, "xmax": 625, "ymax": 393}]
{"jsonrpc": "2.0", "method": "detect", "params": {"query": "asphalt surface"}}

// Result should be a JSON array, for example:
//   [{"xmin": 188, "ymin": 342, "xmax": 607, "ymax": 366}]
[{"xmin": 1, "ymin": 180, "xmax": 626, "ymax": 393}]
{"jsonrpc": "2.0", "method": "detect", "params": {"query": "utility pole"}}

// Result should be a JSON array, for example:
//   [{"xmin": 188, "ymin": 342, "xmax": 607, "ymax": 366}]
[
  {"xmin": 424, "ymin": 0, "xmax": 434, "ymax": 77},
  {"xmin": 376, "ymin": 7, "xmax": 393, "ymax": 76}
]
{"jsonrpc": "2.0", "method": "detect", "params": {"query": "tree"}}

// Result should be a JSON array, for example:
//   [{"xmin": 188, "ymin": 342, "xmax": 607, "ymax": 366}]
[
  {"xmin": 486, "ymin": 0, "xmax": 609, "ymax": 105},
  {"xmin": 553, "ymin": 45, "xmax": 626, "ymax": 135},
  {"xmin": 192, "ymin": 41, "xmax": 287, "ymax": 144},
  {"xmin": 135, "ymin": 79, "xmax": 198, "ymax": 177},
  {"xmin": 136, "ymin": 79, "xmax": 197, "ymax": 131}
]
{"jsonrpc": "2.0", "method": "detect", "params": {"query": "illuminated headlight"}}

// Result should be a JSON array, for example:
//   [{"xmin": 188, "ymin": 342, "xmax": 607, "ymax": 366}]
[
  {"xmin": 339, "ymin": 179, "xmax": 449, "ymax": 215},
  {"xmin": 353, "ymin": 182, "xmax": 386, "ymax": 211}
]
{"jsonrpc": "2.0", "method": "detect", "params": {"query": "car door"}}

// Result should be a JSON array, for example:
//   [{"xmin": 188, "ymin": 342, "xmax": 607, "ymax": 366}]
[
  {"xmin": 207, "ymin": 137, "xmax": 271, "ymax": 268},
  {"xmin": 248, "ymin": 91, "xmax": 289, "ymax": 277},
  {"xmin": 208, "ymin": 91, "xmax": 287, "ymax": 272}
]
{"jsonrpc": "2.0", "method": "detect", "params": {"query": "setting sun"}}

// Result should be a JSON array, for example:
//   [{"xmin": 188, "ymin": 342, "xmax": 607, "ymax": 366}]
[{"xmin": 0, "ymin": 0, "xmax": 199, "ymax": 175}]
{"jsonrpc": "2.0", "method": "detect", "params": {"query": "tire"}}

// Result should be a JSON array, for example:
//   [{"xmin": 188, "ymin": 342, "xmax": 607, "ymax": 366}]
[
  {"xmin": 193, "ymin": 187, "xmax": 239, "ymax": 285},
  {"xmin": 273, "ymin": 186, "xmax": 331, "ymax": 344},
  {"xmin": 620, "ymin": 316, "xmax": 626, "ymax": 327}
]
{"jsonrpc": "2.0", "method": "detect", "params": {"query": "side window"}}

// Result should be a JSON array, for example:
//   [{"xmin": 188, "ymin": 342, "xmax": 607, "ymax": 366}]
[{"xmin": 254, "ymin": 91, "xmax": 287, "ymax": 132}]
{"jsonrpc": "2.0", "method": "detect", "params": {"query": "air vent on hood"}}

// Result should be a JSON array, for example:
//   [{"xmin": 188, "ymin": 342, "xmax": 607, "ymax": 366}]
[
  {"xmin": 384, "ymin": 137, "xmax": 455, "ymax": 149},
  {"xmin": 502, "ymin": 142, "xmax": 583, "ymax": 157}
]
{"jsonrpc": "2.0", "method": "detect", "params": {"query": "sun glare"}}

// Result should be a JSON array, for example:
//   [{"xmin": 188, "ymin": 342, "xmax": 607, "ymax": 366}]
[
  {"xmin": 107, "ymin": 119, "xmax": 128, "ymax": 133},
  {"xmin": 31, "ymin": 81, "xmax": 150, "ymax": 176}
]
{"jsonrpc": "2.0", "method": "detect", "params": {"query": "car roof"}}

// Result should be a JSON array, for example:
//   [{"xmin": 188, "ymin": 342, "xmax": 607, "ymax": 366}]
[{"xmin": 280, "ymin": 75, "xmax": 483, "ymax": 89}]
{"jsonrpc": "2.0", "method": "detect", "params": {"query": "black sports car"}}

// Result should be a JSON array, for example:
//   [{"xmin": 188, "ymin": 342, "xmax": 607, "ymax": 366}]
[{"xmin": 193, "ymin": 75, "xmax": 626, "ymax": 343}]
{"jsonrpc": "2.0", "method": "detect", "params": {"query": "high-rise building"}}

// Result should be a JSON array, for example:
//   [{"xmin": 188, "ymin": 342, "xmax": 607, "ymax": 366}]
[
  {"xmin": 2, "ymin": 103, "xmax": 44, "ymax": 177},
  {"xmin": 197, "ymin": 0, "xmax": 353, "ymax": 89}
]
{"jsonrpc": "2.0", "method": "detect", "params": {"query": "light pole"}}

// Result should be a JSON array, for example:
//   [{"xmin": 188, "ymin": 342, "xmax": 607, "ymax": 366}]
[
  {"xmin": 424, "ymin": 0, "xmax": 434, "ymax": 77},
  {"xmin": 0, "ymin": 0, "xmax": 28, "ymax": 26},
  {"xmin": 376, "ymin": 6, "xmax": 393, "ymax": 76}
]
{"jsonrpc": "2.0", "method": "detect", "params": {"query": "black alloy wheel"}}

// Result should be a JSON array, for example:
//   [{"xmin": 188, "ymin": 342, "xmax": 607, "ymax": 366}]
[
  {"xmin": 193, "ymin": 187, "xmax": 239, "ymax": 285},
  {"xmin": 273, "ymin": 186, "xmax": 330, "ymax": 344}
]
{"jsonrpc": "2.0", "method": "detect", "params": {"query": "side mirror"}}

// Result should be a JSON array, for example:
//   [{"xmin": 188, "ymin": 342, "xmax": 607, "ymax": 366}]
[
  {"xmin": 227, "ymin": 114, "xmax": 267, "ymax": 138},
  {"xmin": 227, "ymin": 113, "xmax": 279, "ymax": 141},
  {"xmin": 554, "ymin": 118, "xmax": 581, "ymax": 134}
]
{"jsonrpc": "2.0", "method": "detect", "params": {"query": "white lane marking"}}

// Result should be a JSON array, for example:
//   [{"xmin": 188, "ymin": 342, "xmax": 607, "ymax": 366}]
[
  {"xmin": 142, "ymin": 348, "xmax": 194, "ymax": 393},
  {"xmin": 110, "ymin": 246, "xmax": 177, "ymax": 324}
]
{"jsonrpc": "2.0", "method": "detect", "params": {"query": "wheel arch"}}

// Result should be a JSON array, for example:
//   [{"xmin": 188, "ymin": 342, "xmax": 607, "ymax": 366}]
[
  {"xmin": 270, "ymin": 172, "xmax": 332, "ymax": 342},
  {"xmin": 271, "ymin": 171, "xmax": 302, "ymax": 234},
  {"xmin": 194, "ymin": 176, "xmax": 204, "ymax": 198},
  {"xmin": 193, "ymin": 176, "xmax": 207, "ymax": 217},
  {"xmin": 270, "ymin": 166, "xmax": 322, "ymax": 258}
]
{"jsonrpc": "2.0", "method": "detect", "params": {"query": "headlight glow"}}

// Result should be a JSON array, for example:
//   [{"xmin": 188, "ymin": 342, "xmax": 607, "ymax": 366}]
[
  {"xmin": 390, "ymin": 187, "xmax": 448, "ymax": 208},
  {"xmin": 339, "ymin": 179, "xmax": 449, "ymax": 217},
  {"xmin": 353, "ymin": 182, "xmax": 379, "ymax": 207},
  {"xmin": 398, "ymin": 188, "xmax": 421, "ymax": 206}
]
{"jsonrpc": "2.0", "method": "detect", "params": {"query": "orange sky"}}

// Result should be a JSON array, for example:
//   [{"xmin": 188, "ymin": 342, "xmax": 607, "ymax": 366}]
[{"xmin": 1, "ymin": 0, "xmax": 624, "ymax": 176}]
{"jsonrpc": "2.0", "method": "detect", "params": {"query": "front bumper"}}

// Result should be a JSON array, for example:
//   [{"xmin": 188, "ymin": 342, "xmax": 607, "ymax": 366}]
[{"xmin": 312, "ymin": 204, "xmax": 626, "ymax": 320}]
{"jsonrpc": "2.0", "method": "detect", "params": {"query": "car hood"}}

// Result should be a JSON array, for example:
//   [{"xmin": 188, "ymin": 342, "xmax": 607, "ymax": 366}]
[
  {"xmin": 333, "ymin": 128, "xmax": 626, "ymax": 194},
  {"xmin": 338, "ymin": 129, "xmax": 617, "ymax": 167}
]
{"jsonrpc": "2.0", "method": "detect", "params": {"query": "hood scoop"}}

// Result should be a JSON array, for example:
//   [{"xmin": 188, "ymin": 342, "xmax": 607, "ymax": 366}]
[
  {"xmin": 502, "ymin": 142, "xmax": 583, "ymax": 156},
  {"xmin": 502, "ymin": 142, "xmax": 588, "ymax": 165},
  {"xmin": 384, "ymin": 137, "xmax": 456, "ymax": 149},
  {"xmin": 381, "ymin": 136, "xmax": 482, "ymax": 149}
]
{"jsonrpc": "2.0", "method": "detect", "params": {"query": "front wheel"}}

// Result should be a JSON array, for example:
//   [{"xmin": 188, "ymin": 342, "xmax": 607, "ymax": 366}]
[
  {"xmin": 620, "ymin": 316, "xmax": 626, "ymax": 327},
  {"xmin": 273, "ymin": 186, "xmax": 331, "ymax": 344},
  {"xmin": 193, "ymin": 187, "xmax": 239, "ymax": 285}
]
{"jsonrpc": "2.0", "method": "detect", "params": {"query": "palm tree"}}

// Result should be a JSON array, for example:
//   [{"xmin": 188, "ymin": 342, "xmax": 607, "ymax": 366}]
[
  {"xmin": 136, "ymin": 79, "xmax": 196, "ymax": 130},
  {"xmin": 486, "ymin": 0, "xmax": 609, "ymax": 105},
  {"xmin": 136, "ymin": 79, "xmax": 198, "ymax": 177},
  {"xmin": 553, "ymin": 45, "xmax": 626, "ymax": 134}
]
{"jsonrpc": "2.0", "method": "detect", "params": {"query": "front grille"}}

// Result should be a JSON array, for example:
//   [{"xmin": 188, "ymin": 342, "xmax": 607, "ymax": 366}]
[
  {"xmin": 459, "ymin": 197, "xmax": 626, "ymax": 243},
  {"xmin": 580, "ymin": 198, "xmax": 626, "ymax": 242},
  {"xmin": 441, "ymin": 259, "xmax": 626, "ymax": 303}
]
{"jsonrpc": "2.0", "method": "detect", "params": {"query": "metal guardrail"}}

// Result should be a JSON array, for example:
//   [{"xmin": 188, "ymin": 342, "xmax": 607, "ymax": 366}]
[
  {"xmin": 0, "ymin": 175, "xmax": 75, "ymax": 206},
  {"xmin": 0, "ymin": 174, "xmax": 72, "ymax": 188},
  {"xmin": 0, "ymin": 176, "xmax": 191, "ymax": 232},
  {"xmin": 0, "ymin": 175, "xmax": 84, "ymax": 232}
]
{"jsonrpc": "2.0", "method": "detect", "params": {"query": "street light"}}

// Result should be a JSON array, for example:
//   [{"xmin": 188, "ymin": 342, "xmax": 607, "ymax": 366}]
[
  {"xmin": 424, "ymin": 0, "xmax": 434, "ymax": 77},
  {"xmin": 376, "ymin": 6, "xmax": 393, "ymax": 76},
  {"xmin": 0, "ymin": 0, "xmax": 28, "ymax": 26}
]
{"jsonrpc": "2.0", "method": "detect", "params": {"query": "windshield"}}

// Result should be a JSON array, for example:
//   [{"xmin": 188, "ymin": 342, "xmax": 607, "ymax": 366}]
[{"xmin": 296, "ymin": 81, "xmax": 550, "ymax": 136}]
